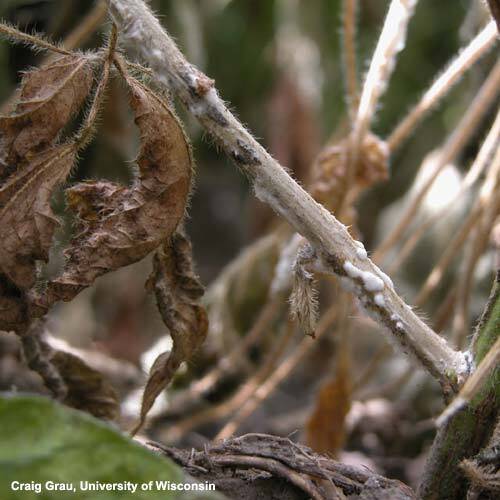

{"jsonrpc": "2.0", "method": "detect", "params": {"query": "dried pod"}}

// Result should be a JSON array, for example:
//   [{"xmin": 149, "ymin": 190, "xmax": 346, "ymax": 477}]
[{"xmin": 133, "ymin": 231, "xmax": 208, "ymax": 434}]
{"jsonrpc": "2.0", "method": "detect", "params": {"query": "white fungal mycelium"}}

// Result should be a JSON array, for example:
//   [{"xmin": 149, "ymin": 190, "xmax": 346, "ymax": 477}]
[
  {"xmin": 270, "ymin": 233, "xmax": 303, "ymax": 295},
  {"xmin": 343, "ymin": 261, "xmax": 385, "ymax": 299},
  {"xmin": 362, "ymin": 271, "xmax": 385, "ymax": 293},
  {"xmin": 374, "ymin": 293, "xmax": 385, "ymax": 307},
  {"xmin": 344, "ymin": 261, "xmax": 362, "ymax": 279}
]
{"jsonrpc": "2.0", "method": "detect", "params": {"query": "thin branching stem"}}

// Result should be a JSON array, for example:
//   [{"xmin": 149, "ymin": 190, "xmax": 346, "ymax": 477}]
[
  {"xmin": 214, "ymin": 307, "xmax": 338, "ymax": 440},
  {"xmin": 387, "ymin": 107, "xmax": 500, "ymax": 275},
  {"xmin": 0, "ymin": 22, "xmax": 71, "ymax": 55},
  {"xmin": 342, "ymin": 0, "xmax": 359, "ymax": 121},
  {"xmin": 342, "ymin": 0, "xmax": 417, "ymax": 210},
  {"xmin": 415, "ymin": 148, "xmax": 500, "ymax": 307},
  {"xmin": 387, "ymin": 21, "xmax": 497, "ymax": 152},
  {"xmin": 374, "ymin": 60, "xmax": 500, "ymax": 263}
]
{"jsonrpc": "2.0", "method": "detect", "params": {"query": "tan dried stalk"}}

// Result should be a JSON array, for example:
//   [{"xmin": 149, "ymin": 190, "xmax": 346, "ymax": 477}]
[
  {"xmin": 350, "ymin": 0, "xmax": 417, "ymax": 151},
  {"xmin": 387, "ymin": 107, "xmax": 500, "ymax": 274},
  {"xmin": 452, "ymin": 148, "xmax": 500, "ymax": 346},
  {"xmin": 387, "ymin": 21, "xmax": 498, "ymax": 152},
  {"xmin": 374, "ymin": 60, "xmax": 500, "ymax": 263},
  {"xmin": 213, "ymin": 306, "xmax": 339, "ymax": 440},
  {"xmin": 165, "ymin": 297, "xmax": 282, "ymax": 415},
  {"xmin": 415, "ymin": 145, "xmax": 500, "ymax": 308},
  {"xmin": 109, "ymin": 0, "xmax": 469, "ymax": 389},
  {"xmin": 163, "ymin": 319, "xmax": 296, "ymax": 443},
  {"xmin": 342, "ymin": 0, "xmax": 359, "ymax": 121},
  {"xmin": 342, "ymin": 0, "xmax": 417, "ymax": 205}
]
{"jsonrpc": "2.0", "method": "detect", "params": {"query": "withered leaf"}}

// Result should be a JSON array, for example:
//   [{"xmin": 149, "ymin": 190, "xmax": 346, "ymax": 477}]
[
  {"xmin": 51, "ymin": 350, "xmax": 120, "ymax": 421},
  {"xmin": 0, "ymin": 54, "xmax": 93, "ymax": 172},
  {"xmin": 306, "ymin": 353, "xmax": 352, "ymax": 455},
  {"xmin": 0, "ymin": 143, "xmax": 77, "ymax": 290},
  {"xmin": 37, "ymin": 76, "xmax": 192, "ymax": 309},
  {"xmin": 133, "ymin": 231, "xmax": 208, "ymax": 435}
]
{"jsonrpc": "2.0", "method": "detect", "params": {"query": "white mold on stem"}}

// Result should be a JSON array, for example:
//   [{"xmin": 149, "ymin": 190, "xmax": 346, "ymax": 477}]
[{"xmin": 110, "ymin": 0, "xmax": 470, "ymax": 389}]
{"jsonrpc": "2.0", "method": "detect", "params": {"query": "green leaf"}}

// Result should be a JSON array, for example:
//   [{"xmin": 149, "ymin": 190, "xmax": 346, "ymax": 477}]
[{"xmin": 0, "ymin": 395, "xmax": 224, "ymax": 500}]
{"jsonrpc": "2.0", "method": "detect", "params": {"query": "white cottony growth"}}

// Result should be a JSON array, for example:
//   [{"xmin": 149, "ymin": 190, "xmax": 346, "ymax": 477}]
[
  {"xmin": 362, "ymin": 271, "xmax": 385, "ymax": 292},
  {"xmin": 343, "ymin": 261, "xmax": 385, "ymax": 292},
  {"xmin": 353, "ymin": 0, "xmax": 418, "ymax": 145},
  {"xmin": 374, "ymin": 293, "xmax": 385, "ymax": 307},
  {"xmin": 344, "ymin": 260, "xmax": 361, "ymax": 279}
]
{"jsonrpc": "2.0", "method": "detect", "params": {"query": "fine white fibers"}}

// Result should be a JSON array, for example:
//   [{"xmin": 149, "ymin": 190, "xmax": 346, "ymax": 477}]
[
  {"xmin": 343, "ymin": 261, "xmax": 385, "ymax": 292},
  {"xmin": 374, "ymin": 293, "xmax": 385, "ymax": 307},
  {"xmin": 361, "ymin": 271, "xmax": 385, "ymax": 292},
  {"xmin": 343, "ymin": 261, "xmax": 362, "ymax": 279}
]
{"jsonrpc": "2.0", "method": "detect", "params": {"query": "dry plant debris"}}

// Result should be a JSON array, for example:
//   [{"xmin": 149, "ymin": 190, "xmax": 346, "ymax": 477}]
[{"xmin": 0, "ymin": 22, "xmax": 205, "ymax": 431}]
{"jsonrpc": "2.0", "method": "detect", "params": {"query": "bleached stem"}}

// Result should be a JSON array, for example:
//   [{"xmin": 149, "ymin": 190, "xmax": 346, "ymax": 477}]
[
  {"xmin": 109, "ymin": 0, "xmax": 470, "ymax": 389},
  {"xmin": 351, "ymin": 0, "xmax": 418, "ymax": 152},
  {"xmin": 388, "ymin": 21, "xmax": 498, "ymax": 152}
]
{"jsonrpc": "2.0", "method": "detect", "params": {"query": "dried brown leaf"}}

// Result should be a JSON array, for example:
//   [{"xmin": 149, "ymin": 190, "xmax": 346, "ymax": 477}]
[
  {"xmin": 0, "ymin": 143, "xmax": 77, "ymax": 290},
  {"xmin": 311, "ymin": 132, "xmax": 389, "ymax": 208},
  {"xmin": 51, "ymin": 350, "xmax": 120, "ymax": 421},
  {"xmin": 133, "ymin": 231, "xmax": 208, "ymax": 434},
  {"xmin": 306, "ymin": 354, "xmax": 352, "ymax": 455},
  {"xmin": 36, "ymin": 77, "xmax": 192, "ymax": 310},
  {"xmin": 0, "ymin": 54, "xmax": 93, "ymax": 172}
]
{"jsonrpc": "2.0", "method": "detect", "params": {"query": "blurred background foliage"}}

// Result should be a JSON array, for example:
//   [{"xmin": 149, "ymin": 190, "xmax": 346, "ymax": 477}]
[{"xmin": 0, "ymin": 1, "xmax": 498, "ymax": 491}]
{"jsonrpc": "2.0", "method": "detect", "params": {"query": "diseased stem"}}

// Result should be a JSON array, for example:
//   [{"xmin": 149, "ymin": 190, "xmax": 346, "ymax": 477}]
[
  {"xmin": 109, "ymin": 0, "xmax": 469, "ymax": 389},
  {"xmin": 418, "ymin": 272, "xmax": 500, "ymax": 499},
  {"xmin": 350, "ymin": 0, "xmax": 417, "ymax": 151},
  {"xmin": 342, "ymin": 0, "xmax": 417, "ymax": 210},
  {"xmin": 342, "ymin": 0, "xmax": 359, "ymax": 121}
]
